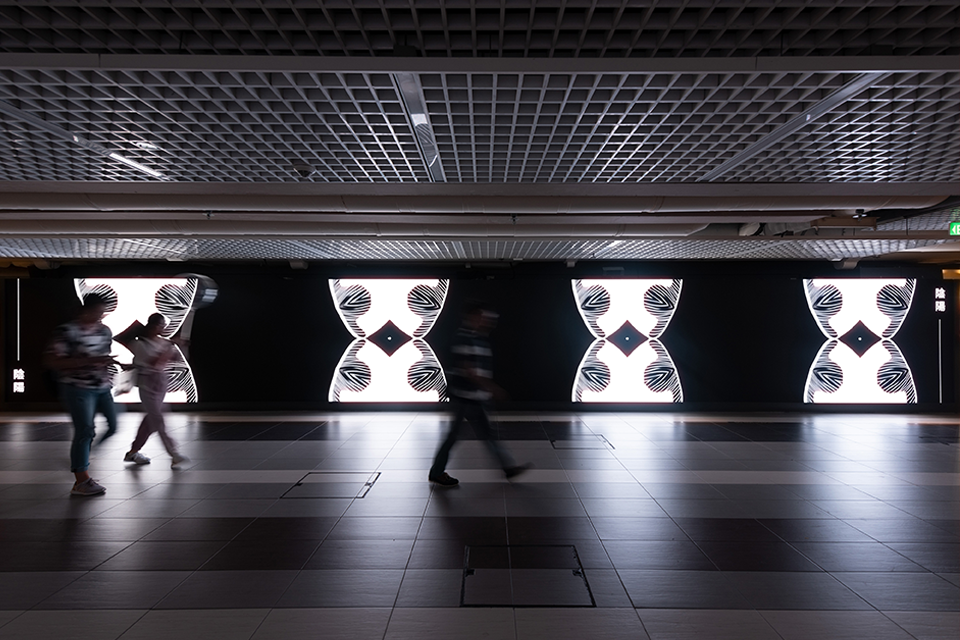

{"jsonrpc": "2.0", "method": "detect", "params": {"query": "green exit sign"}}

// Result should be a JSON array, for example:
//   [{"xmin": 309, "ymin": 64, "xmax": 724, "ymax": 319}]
[{"xmin": 951, "ymin": 222, "xmax": 960, "ymax": 236}]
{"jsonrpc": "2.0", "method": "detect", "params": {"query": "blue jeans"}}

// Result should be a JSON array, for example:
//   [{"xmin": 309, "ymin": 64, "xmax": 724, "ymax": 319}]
[{"xmin": 61, "ymin": 384, "xmax": 116, "ymax": 473}]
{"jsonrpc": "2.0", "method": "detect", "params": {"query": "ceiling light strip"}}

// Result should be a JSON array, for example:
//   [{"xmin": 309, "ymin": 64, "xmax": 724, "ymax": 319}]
[
  {"xmin": 698, "ymin": 72, "xmax": 887, "ymax": 182},
  {"xmin": 0, "ymin": 100, "xmax": 167, "ymax": 180},
  {"xmin": 393, "ymin": 72, "xmax": 445, "ymax": 183}
]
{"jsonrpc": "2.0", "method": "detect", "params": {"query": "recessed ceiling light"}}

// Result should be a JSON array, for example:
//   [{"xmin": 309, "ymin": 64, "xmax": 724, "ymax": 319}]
[
  {"xmin": 109, "ymin": 152, "xmax": 165, "ymax": 179},
  {"xmin": 134, "ymin": 141, "xmax": 160, "ymax": 151}
]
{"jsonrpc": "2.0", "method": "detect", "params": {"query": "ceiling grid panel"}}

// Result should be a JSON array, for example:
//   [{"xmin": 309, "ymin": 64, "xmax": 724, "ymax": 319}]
[{"xmin": 0, "ymin": 2, "xmax": 956, "ymax": 57}]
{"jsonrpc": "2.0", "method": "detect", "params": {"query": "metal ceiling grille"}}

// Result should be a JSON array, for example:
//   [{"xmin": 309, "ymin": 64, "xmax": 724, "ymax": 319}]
[
  {"xmin": 0, "ymin": 69, "xmax": 428, "ymax": 182},
  {"xmin": 0, "ymin": 1, "xmax": 957, "ymax": 58},
  {"xmin": 0, "ymin": 236, "xmax": 944, "ymax": 262},
  {"xmin": 1, "ymin": 67, "xmax": 957, "ymax": 184},
  {"xmin": 723, "ymin": 71, "xmax": 960, "ymax": 183}
]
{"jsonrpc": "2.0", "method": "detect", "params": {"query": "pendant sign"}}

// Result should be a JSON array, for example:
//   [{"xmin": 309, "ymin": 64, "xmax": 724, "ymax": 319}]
[{"xmin": 950, "ymin": 221, "xmax": 960, "ymax": 236}]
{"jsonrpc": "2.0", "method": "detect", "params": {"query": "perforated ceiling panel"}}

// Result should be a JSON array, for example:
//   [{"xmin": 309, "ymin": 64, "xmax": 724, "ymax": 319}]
[
  {"xmin": 1, "ymin": 1, "xmax": 957, "ymax": 58},
  {"xmin": 0, "ymin": 69, "xmax": 427, "ymax": 182},
  {"xmin": 1, "ymin": 66, "xmax": 958, "ymax": 184},
  {"xmin": 0, "ymin": 236, "xmax": 945, "ymax": 262},
  {"xmin": 723, "ymin": 71, "xmax": 960, "ymax": 183}
]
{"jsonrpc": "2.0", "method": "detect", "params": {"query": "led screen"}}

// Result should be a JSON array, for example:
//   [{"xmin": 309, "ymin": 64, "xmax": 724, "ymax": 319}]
[
  {"xmin": 329, "ymin": 279, "xmax": 448, "ymax": 402},
  {"xmin": 75, "ymin": 277, "xmax": 200, "ymax": 403},
  {"xmin": 571, "ymin": 279, "xmax": 683, "ymax": 403},
  {"xmin": 803, "ymin": 278, "xmax": 916, "ymax": 404}
]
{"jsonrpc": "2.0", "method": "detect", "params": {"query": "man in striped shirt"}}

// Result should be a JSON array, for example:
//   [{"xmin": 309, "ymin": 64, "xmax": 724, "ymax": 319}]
[{"xmin": 429, "ymin": 303, "xmax": 530, "ymax": 486}]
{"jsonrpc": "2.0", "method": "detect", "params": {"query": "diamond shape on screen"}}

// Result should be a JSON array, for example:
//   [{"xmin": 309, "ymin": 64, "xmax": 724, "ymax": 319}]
[
  {"xmin": 839, "ymin": 320, "xmax": 880, "ymax": 357},
  {"xmin": 367, "ymin": 320, "xmax": 412, "ymax": 356},
  {"xmin": 607, "ymin": 321, "xmax": 648, "ymax": 356}
]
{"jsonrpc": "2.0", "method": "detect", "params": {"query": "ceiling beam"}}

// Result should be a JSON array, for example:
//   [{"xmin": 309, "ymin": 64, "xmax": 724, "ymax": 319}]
[
  {"xmin": 0, "ymin": 54, "xmax": 956, "ymax": 74},
  {"xmin": 0, "ymin": 182, "xmax": 954, "ymax": 199}
]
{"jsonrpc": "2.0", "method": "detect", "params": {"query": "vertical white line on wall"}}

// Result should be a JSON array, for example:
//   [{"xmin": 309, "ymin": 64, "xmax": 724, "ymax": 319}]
[
  {"xmin": 938, "ymin": 318, "xmax": 943, "ymax": 404},
  {"xmin": 16, "ymin": 278, "xmax": 20, "ymax": 362}
]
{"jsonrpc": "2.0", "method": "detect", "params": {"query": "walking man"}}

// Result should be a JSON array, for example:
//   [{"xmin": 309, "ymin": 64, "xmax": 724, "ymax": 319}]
[
  {"xmin": 429, "ymin": 302, "xmax": 529, "ymax": 486},
  {"xmin": 44, "ymin": 293, "xmax": 117, "ymax": 496}
]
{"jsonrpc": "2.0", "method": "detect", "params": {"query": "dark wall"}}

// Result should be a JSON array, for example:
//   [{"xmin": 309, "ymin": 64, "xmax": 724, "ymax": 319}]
[{"xmin": 3, "ymin": 262, "xmax": 955, "ymax": 410}]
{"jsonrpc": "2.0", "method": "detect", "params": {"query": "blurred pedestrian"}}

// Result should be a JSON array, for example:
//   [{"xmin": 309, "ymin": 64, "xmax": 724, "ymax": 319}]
[
  {"xmin": 429, "ymin": 302, "xmax": 530, "ymax": 486},
  {"xmin": 116, "ymin": 313, "xmax": 189, "ymax": 468},
  {"xmin": 44, "ymin": 293, "xmax": 118, "ymax": 496}
]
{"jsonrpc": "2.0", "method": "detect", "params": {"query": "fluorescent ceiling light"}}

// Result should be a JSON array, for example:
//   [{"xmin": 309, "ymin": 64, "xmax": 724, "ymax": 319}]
[
  {"xmin": 108, "ymin": 152, "xmax": 164, "ymax": 179},
  {"xmin": 0, "ymin": 99, "xmax": 169, "ymax": 180}
]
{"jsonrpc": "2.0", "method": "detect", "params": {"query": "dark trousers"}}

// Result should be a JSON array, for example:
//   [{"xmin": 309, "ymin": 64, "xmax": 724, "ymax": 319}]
[{"xmin": 430, "ymin": 399, "xmax": 514, "ymax": 478}]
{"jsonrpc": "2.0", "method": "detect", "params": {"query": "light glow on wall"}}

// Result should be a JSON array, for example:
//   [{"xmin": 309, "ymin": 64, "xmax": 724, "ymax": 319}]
[
  {"xmin": 572, "ymin": 279, "xmax": 683, "ymax": 403},
  {"xmin": 329, "ymin": 279, "xmax": 448, "ymax": 402},
  {"xmin": 803, "ymin": 278, "xmax": 916, "ymax": 404},
  {"xmin": 75, "ymin": 278, "xmax": 199, "ymax": 403}
]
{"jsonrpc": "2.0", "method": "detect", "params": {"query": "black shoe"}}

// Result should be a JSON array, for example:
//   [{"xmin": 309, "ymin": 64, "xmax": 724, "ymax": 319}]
[
  {"xmin": 504, "ymin": 463, "xmax": 532, "ymax": 479},
  {"xmin": 428, "ymin": 472, "xmax": 459, "ymax": 486}
]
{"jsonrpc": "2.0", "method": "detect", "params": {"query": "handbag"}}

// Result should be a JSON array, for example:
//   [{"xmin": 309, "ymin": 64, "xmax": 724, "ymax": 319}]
[{"xmin": 113, "ymin": 367, "xmax": 137, "ymax": 396}]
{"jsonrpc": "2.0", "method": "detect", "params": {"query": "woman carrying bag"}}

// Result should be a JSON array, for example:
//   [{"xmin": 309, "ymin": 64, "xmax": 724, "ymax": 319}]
[{"xmin": 117, "ymin": 313, "xmax": 190, "ymax": 469}]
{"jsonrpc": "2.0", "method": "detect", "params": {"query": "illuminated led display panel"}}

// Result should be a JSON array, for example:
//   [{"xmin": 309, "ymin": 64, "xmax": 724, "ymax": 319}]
[
  {"xmin": 572, "ymin": 279, "xmax": 683, "ymax": 403},
  {"xmin": 803, "ymin": 278, "xmax": 916, "ymax": 404},
  {"xmin": 75, "ymin": 278, "xmax": 200, "ymax": 403},
  {"xmin": 329, "ymin": 279, "xmax": 448, "ymax": 402}
]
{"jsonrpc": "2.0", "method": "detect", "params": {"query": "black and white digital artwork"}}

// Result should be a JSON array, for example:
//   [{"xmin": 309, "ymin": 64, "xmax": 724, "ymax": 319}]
[
  {"xmin": 803, "ymin": 278, "xmax": 917, "ymax": 404},
  {"xmin": 75, "ymin": 278, "xmax": 200, "ymax": 403},
  {"xmin": 572, "ymin": 279, "xmax": 683, "ymax": 403},
  {"xmin": 329, "ymin": 279, "xmax": 448, "ymax": 402}
]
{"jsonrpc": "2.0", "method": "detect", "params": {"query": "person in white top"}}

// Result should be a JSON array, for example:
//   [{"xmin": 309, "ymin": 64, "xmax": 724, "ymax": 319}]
[{"xmin": 117, "ymin": 313, "xmax": 189, "ymax": 468}]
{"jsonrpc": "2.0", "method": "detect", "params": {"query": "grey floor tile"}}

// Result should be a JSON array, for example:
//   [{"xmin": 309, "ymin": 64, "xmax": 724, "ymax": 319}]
[
  {"xmin": 305, "ymin": 538, "xmax": 414, "ymax": 570},
  {"xmin": 156, "ymin": 570, "xmax": 298, "ymax": 609},
  {"xmin": 580, "ymin": 498, "xmax": 668, "ymax": 518},
  {"xmin": 639, "ymin": 609, "xmax": 780, "ymax": 640},
  {"xmin": 516, "ymin": 608, "xmax": 648, "ymax": 640},
  {"xmin": 761, "ymin": 610, "xmax": 915, "ymax": 640},
  {"xmin": 259, "ymin": 498, "xmax": 353, "ymax": 518},
  {"xmin": 846, "ymin": 519, "xmax": 957, "ymax": 543},
  {"xmin": 95, "ymin": 540, "xmax": 226, "ymax": 571},
  {"xmin": 36, "ymin": 571, "xmax": 191, "ymax": 609},
  {"xmin": 882, "ymin": 611, "xmax": 960, "ymax": 640},
  {"xmin": 938, "ymin": 573, "xmax": 960, "ymax": 587},
  {"xmin": 0, "ymin": 572, "xmax": 84, "ymax": 610},
  {"xmin": 885, "ymin": 543, "xmax": 960, "ymax": 573},
  {"xmin": 426, "ymin": 497, "xmax": 505, "ymax": 518},
  {"xmin": 395, "ymin": 569, "xmax": 463, "ymax": 607},
  {"xmin": 505, "ymin": 498, "xmax": 588, "ymax": 518},
  {"xmin": 618, "ymin": 570, "xmax": 750, "ymax": 609},
  {"xmin": 275, "ymin": 569, "xmax": 404, "ymax": 607},
  {"xmin": 0, "ymin": 610, "xmax": 145, "ymax": 640},
  {"xmin": 832, "ymin": 573, "xmax": 960, "ymax": 611},
  {"xmin": 581, "ymin": 569, "xmax": 633, "ymax": 608},
  {"xmin": 759, "ymin": 518, "xmax": 875, "ymax": 542},
  {"xmin": 250, "ymin": 608, "xmax": 392, "ymax": 640},
  {"xmin": 655, "ymin": 499, "xmax": 750, "ymax": 519},
  {"xmin": 178, "ymin": 499, "xmax": 275, "ymax": 518},
  {"xmin": 792, "ymin": 541, "xmax": 927, "ymax": 572},
  {"xmin": 604, "ymin": 540, "xmax": 716, "ymax": 571},
  {"xmin": 384, "ymin": 608, "xmax": 516, "ymax": 640},
  {"xmin": 118, "ymin": 608, "xmax": 270, "ymax": 640},
  {"xmin": 725, "ymin": 572, "xmax": 874, "ymax": 610},
  {"xmin": 100, "ymin": 499, "xmax": 199, "ymax": 519},
  {"xmin": 343, "ymin": 497, "xmax": 428, "ymax": 517}
]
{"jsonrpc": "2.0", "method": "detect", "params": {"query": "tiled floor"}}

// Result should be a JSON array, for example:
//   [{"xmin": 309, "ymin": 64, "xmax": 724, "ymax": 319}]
[{"xmin": 0, "ymin": 411, "xmax": 957, "ymax": 639}]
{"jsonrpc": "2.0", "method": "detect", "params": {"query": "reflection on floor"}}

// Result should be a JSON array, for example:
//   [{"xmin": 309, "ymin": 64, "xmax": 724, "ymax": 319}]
[{"xmin": 0, "ymin": 411, "xmax": 957, "ymax": 639}]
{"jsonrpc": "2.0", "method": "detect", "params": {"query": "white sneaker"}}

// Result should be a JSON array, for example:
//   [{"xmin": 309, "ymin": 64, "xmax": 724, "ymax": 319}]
[
  {"xmin": 71, "ymin": 478, "xmax": 106, "ymax": 496},
  {"xmin": 124, "ymin": 451, "xmax": 151, "ymax": 465},
  {"xmin": 170, "ymin": 453, "xmax": 190, "ymax": 468}
]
